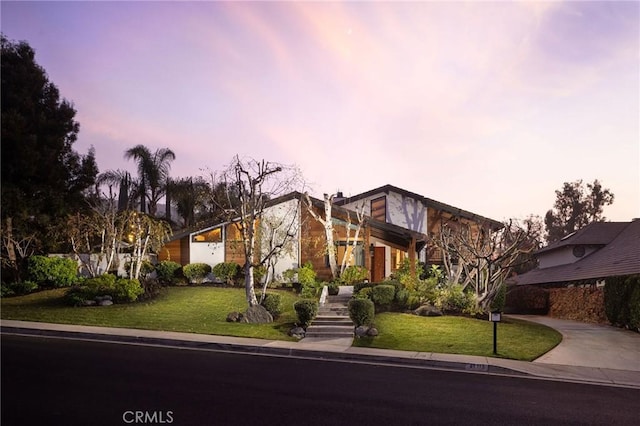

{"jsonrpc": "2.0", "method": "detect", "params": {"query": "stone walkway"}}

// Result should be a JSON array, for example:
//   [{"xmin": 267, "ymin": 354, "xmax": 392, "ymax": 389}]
[{"xmin": 299, "ymin": 286, "xmax": 354, "ymax": 347}]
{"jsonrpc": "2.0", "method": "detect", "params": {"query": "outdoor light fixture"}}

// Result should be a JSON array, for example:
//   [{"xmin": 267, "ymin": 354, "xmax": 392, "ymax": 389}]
[{"xmin": 489, "ymin": 310, "xmax": 502, "ymax": 355}]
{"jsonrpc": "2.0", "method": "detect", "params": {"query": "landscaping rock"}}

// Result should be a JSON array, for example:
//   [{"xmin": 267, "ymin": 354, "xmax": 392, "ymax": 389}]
[
  {"xmin": 226, "ymin": 312, "xmax": 243, "ymax": 322},
  {"xmin": 366, "ymin": 327, "xmax": 379, "ymax": 337},
  {"xmin": 355, "ymin": 325, "xmax": 369, "ymax": 337},
  {"xmin": 414, "ymin": 304, "xmax": 443, "ymax": 317},
  {"xmin": 99, "ymin": 299, "xmax": 113, "ymax": 306},
  {"xmin": 242, "ymin": 305, "xmax": 273, "ymax": 323},
  {"xmin": 289, "ymin": 326, "xmax": 306, "ymax": 339},
  {"xmin": 81, "ymin": 300, "xmax": 97, "ymax": 307}
]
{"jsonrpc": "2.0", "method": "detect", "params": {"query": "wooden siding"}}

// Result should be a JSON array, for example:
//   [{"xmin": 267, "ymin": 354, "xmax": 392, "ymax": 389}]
[
  {"xmin": 224, "ymin": 223, "xmax": 246, "ymax": 266},
  {"xmin": 370, "ymin": 196, "xmax": 387, "ymax": 222},
  {"xmin": 158, "ymin": 238, "xmax": 189, "ymax": 265}
]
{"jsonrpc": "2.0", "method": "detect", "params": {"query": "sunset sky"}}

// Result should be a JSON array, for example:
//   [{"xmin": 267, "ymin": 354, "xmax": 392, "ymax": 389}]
[{"xmin": 2, "ymin": 1, "xmax": 638, "ymax": 222}]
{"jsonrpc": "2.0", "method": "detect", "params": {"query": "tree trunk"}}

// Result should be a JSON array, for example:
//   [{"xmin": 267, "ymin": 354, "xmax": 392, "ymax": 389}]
[{"xmin": 245, "ymin": 263, "xmax": 258, "ymax": 306}]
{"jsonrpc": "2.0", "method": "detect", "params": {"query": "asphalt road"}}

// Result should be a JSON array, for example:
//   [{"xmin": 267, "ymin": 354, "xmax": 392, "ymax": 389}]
[{"xmin": 2, "ymin": 334, "xmax": 639, "ymax": 426}]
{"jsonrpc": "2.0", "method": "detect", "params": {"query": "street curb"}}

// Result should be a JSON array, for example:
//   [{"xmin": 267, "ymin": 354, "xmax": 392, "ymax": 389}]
[
  {"xmin": 3, "ymin": 324, "xmax": 639, "ymax": 389},
  {"xmin": 1, "ymin": 325, "xmax": 523, "ymax": 377}
]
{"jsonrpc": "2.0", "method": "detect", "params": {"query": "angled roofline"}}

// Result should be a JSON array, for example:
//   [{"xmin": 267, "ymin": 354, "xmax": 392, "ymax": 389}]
[
  {"xmin": 335, "ymin": 184, "xmax": 503, "ymax": 229},
  {"xmin": 535, "ymin": 221, "xmax": 629, "ymax": 254}
]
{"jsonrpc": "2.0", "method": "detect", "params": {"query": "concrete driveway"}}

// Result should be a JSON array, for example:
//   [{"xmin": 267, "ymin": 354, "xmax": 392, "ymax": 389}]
[{"xmin": 509, "ymin": 315, "xmax": 640, "ymax": 371}]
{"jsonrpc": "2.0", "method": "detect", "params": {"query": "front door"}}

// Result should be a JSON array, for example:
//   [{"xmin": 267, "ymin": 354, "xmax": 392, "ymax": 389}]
[{"xmin": 372, "ymin": 246, "xmax": 385, "ymax": 282}]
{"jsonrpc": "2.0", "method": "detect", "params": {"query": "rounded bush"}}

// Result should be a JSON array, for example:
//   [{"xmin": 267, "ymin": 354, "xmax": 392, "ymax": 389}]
[
  {"xmin": 212, "ymin": 262, "xmax": 240, "ymax": 286},
  {"xmin": 156, "ymin": 260, "xmax": 182, "ymax": 285},
  {"xmin": 297, "ymin": 262, "xmax": 316, "ymax": 286},
  {"xmin": 182, "ymin": 263, "xmax": 212, "ymax": 284},
  {"xmin": 63, "ymin": 274, "xmax": 143, "ymax": 305},
  {"xmin": 371, "ymin": 285, "xmax": 395, "ymax": 307},
  {"xmin": 112, "ymin": 278, "xmax": 144, "ymax": 302},
  {"xmin": 294, "ymin": 299, "xmax": 318, "ymax": 328},
  {"xmin": 353, "ymin": 282, "xmax": 375, "ymax": 294},
  {"xmin": 348, "ymin": 298, "xmax": 375, "ymax": 327},
  {"xmin": 355, "ymin": 287, "xmax": 373, "ymax": 300}
]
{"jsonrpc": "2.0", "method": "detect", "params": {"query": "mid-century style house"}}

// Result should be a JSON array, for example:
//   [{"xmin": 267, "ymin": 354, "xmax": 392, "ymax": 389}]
[
  {"xmin": 158, "ymin": 185, "xmax": 501, "ymax": 282},
  {"xmin": 512, "ymin": 219, "xmax": 640, "ymax": 287}
]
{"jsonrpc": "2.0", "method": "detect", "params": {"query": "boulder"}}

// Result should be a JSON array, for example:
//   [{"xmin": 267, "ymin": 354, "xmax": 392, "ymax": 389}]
[
  {"xmin": 99, "ymin": 299, "xmax": 113, "ymax": 306},
  {"xmin": 355, "ymin": 325, "xmax": 369, "ymax": 337},
  {"xmin": 289, "ymin": 326, "xmax": 306, "ymax": 339},
  {"xmin": 366, "ymin": 327, "xmax": 379, "ymax": 337},
  {"xmin": 414, "ymin": 304, "xmax": 443, "ymax": 317},
  {"xmin": 242, "ymin": 305, "xmax": 273, "ymax": 324},
  {"xmin": 226, "ymin": 312, "xmax": 243, "ymax": 322}
]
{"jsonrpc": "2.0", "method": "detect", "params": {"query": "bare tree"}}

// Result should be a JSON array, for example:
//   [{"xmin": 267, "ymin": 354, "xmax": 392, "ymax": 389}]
[
  {"xmin": 1, "ymin": 217, "xmax": 38, "ymax": 282},
  {"xmin": 126, "ymin": 211, "xmax": 172, "ymax": 280},
  {"xmin": 304, "ymin": 193, "xmax": 366, "ymax": 279},
  {"xmin": 434, "ymin": 219, "xmax": 537, "ymax": 311},
  {"xmin": 214, "ymin": 155, "xmax": 304, "ymax": 307}
]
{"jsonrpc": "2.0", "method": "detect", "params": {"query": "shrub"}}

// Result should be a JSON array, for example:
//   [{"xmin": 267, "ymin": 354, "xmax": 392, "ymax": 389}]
[
  {"xmin": 156, "ymin": 261, "xmax": 182, "ymax": 285},
  {"xmin": 629, "ymin": 285, "xmax": 640, "ymax": 332},
  {"xmin": 294, "ymin": 299, "xmax": 318, "ymax": 328},
  {"xmin": 1, "ymin": 280, "xmax": 39, "ymax": 296},
  {"xmin": 301, "ymin": 282, "xmax": 322, "ymax": 298},
  {"xmin": 371, "ymin": 285, "xmax": 395, "ymax": 308},
  {"xmin": 182, "ymin": 263, "xmax": 212, "ymax": 284},
  {"xmin": 64, "ymin": 274, "xmax": 143, "ymax": 305},
  {"xmin": 297, "ymin": 262, "xmax": 316, "ymax": 286},
  {"xmin": 212, "ymin": 262, "xmax": 240, "ymax": 286},
  {"xmin": 394, "ymin": 287, "xmax": 409, "ymax": 308},
  {"xmin": 27, "ymin": 255, "xmax": 78, "ymax": 287},
  {"xmin": 604, "ymin": 276, "xmax": 633, "ymax": 326},
  {"xmin": 327, "ymin": 282, "xmax": 340, "ymax": 295},
  {"xmin": 490, "ymin": 283, "xmax": 507, "ymax": 312},
  {"xmin": 353, "ymin": 282, "xmax": 375, "ymax": 294},
  {"xmin": 348, "ymin": 298, "xmax": 375, "ymax": 327},
  {"xmin": 124, "ymin": 260, "xmax": 155, "ymax": 279},
  {"xmin": 436, "ymin": 284, "xmax": 473, "ymax": 314},
  {"xmin": 339, "ymin": 266, "xmax": 368, "ymax": 285},
  {"xmin": 259, "ymin": 292, "xmax": 282, "ymax": 318},
  {"xmin": 354, "ymin": 287, "xmax": 373, "ymax": 300}
]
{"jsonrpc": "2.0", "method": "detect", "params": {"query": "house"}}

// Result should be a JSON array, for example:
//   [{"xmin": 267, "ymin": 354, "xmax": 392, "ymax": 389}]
[
  {"xmin": 512, "ymin": 220, "xmax": 640, "ymax": 287},
  {"xmin": 158, "ymin": 185, "xmax": 501, "ymax": 282}
]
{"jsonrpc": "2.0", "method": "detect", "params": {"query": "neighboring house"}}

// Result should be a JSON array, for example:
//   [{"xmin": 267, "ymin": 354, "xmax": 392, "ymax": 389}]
[
  {"xmin": 158, "ymin": 185, "xmax": 501, "ymax": 282},
  {"xmin": 512, "ymin": 220, "xmax": 640, "ymax": 287}
]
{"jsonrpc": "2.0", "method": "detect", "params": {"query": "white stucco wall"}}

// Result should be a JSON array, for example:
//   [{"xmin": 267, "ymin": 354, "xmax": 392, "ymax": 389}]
[
  {"xmin": 341, "ymin": 190, "xmax": 428, "ymax": 233},
  {"xmin": 189, "ymin": 240, "xmax": 225, "ymax": 267},
  {"xmin": 260, "ymin": 199, "xmax": 301, "ymax": 280},
  {"xmin": 538, "ymin": 245, "xmax": 598, "ymax": 269}
]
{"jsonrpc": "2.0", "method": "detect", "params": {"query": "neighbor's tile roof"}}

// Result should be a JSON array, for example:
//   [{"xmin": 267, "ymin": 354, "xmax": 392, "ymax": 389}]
[{"xmin": 514, "ymin": 220, "xmax": 640, "ymax": 285}]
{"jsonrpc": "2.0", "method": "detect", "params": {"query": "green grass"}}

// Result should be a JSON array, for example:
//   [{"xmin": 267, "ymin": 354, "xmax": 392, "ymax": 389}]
[
  {"xmin": 2, "ymin": 289, "xmax": 562, "ymax": 360},
  {"xmin": 353, "ymin": 312, "xmax": 562, "ymax": 361},
  {"xmin": 0, "ymin": 286, "xmax": 301, "ymax": 340}
]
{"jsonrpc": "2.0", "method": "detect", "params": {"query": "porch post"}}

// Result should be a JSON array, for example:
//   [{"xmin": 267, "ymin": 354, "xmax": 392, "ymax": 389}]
[{"xmin": 409, "ymin": 236, "xmax": 416, "ymax": 279}]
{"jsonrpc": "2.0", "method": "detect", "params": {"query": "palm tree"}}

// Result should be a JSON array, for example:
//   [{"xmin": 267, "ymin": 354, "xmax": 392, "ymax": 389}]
[
  {"xmin": 124, "ymin": 145, "xmax": 176, "ymax": 216},
  {"xmin": 96, "ymin": 169, "xmax": 137, "ymax": 211}
]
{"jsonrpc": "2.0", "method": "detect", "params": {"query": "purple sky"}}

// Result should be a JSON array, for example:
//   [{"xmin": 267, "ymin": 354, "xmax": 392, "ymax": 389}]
[{"xmin": 2, "ymin": 1, "xmax": 638, "ymax": 222}]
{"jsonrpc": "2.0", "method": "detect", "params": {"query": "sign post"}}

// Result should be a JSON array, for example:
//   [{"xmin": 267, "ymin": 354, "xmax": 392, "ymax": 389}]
[{"xmin": 489, "ymin": 311, "xmax": 501, "ymax": 355}]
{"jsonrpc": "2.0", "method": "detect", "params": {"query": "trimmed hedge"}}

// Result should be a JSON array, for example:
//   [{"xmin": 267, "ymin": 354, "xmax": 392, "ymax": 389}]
[
  {"xmin": 371, "ymin": 285, "xmax": 395, "ymax": 308},
  {"xmin": 182, "ymin": 263, "xmax": 212, "ymax": 284},
  {"xmin": 348, "ymin": 298, "xmax": 375, "ymax": 327},
  {"xmin": 155, "ymin": 260, "xmax": 183, "ymax": 285},
  {"xmin": 294, "ymin": 299, "xmax": 318, "ymax": 328}
]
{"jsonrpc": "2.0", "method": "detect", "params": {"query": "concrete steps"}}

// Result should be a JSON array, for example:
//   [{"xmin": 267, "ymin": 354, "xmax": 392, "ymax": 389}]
[{"xmin": 304, "ymin": 291, "xmax": 354, "ymax": 339}]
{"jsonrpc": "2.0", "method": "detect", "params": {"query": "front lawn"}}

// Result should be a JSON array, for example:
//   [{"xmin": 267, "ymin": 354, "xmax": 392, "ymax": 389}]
[
  {"xmin": 353, "ymin": 312, "xmax": 562, "ymax": 361},
  {"xmin": 0, "ymin": 286, "xmax": 301, "ymax": 340}
]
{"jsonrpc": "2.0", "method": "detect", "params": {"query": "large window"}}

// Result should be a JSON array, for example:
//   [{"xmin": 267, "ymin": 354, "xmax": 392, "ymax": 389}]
[
  {"xmin": 192, "ymin": 228, "xmax": 222, "ymax": 243},
  {"xmin": 371, "ymin": 196, "xmax": 386, "ymax": 222}
]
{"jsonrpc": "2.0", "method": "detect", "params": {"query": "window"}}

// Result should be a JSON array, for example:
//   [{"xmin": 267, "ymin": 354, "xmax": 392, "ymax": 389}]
[
  {"xmin": 371, "ymin": 196, "xmax": 386, "ymax": 222},
  {"xmin": 336, "ymin": 241, "xmax": 365, "ymax": 267},
  {"xmin": 192, "ymin": 228, "xmax": 222, "ymax": 243}
]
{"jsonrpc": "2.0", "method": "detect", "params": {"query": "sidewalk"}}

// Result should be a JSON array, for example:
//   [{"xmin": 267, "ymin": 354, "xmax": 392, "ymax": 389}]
[{"xmin": 2, "ymin": 319, "xmax": 640, "ymax": 389}]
